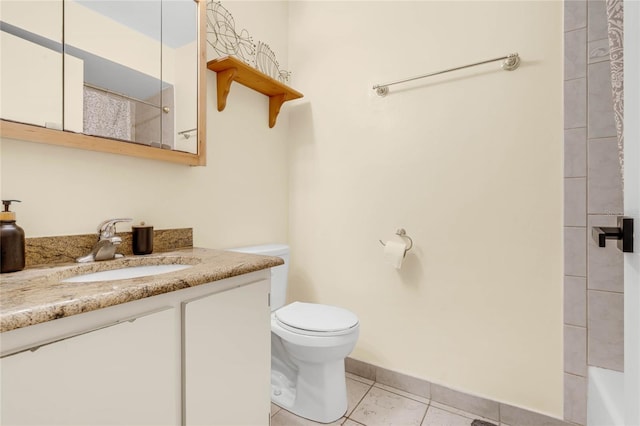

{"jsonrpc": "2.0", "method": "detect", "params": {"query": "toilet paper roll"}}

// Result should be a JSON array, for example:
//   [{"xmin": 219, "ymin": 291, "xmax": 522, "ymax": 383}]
[{"xmin": 383, "ymin": 240, "xmax": 407, "ymax": 269}]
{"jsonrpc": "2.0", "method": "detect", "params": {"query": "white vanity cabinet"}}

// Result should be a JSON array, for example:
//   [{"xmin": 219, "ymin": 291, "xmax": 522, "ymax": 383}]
[
  {"xmin": 0, "ymin": 270, "xmax": 272, "ymax": 426},
  {"xmin": 0, "ymin": 308, "xmax": 179, "ymax": 426},
  {"xmin": 184, "ymin": 279, "xmax": 271, "ymax": 426}
]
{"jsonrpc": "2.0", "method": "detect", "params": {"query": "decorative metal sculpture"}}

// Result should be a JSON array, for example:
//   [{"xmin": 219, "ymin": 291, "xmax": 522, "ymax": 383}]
[
  {"xmin": 256, "ymin": 41, "xmax": 291, "ymax": 83},
  {"xmin": 206, "ymin": 1, "xmax": 255, "ymax": 65},
  {"xmin": 206, "ymin": 1, "xmax": 291, "ymax": 82}
]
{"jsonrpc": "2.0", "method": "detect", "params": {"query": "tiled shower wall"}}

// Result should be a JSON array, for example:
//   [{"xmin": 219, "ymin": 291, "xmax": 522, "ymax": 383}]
[{"xmin": 563, "ymin": 0, "xmax": 624, "ymax": 424}]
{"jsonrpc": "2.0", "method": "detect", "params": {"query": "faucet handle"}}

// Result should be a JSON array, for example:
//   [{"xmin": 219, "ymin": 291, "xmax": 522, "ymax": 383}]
[{"xmin": 98, "ymin": 218, "xmax": 132, "ymax": 239}]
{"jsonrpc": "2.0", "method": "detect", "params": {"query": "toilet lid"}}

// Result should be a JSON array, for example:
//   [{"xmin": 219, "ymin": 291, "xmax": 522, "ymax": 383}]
[{"xmin": 275, "ymin": 302, "xmax": 359, "ymax": 333}]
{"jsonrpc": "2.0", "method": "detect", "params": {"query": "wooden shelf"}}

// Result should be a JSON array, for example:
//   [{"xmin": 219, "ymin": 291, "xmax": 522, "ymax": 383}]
[{"xmin": 207, "ymin": 56, "xmax": 303, "ymax": 128}]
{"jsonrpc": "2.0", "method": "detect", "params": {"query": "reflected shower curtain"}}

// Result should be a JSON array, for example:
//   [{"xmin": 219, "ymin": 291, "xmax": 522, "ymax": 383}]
[
  {"xmin": 606, "ymin": 0, "xmax": 624, "ymax": 183},
  {"xmin": 83, "ymin": 86, "xmax": 133, "ymax": 141}
]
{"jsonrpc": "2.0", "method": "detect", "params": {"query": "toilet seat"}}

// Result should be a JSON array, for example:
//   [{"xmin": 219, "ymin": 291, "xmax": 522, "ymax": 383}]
[{"xmin": 275, "ymin": 302, "xmax": 359, "ymax": 337}]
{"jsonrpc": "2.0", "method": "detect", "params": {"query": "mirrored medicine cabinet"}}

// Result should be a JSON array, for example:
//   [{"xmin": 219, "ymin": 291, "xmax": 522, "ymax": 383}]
[{"xmin": 0, "ymin": 0, "xmax": 206, "ymax": 166}]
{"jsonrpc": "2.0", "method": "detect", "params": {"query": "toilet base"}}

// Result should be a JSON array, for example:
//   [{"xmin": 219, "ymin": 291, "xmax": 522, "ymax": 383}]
[
  {"xmin": 271, "ymin": 369, "xmax": 296, "ymax": 409},
  {"xmin": 271, "ymin": 359, "xmax": 348, "ymax": 424}
]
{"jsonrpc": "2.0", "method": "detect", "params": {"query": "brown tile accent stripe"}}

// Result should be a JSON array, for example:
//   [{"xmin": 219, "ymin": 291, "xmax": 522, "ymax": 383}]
[
  {"xmin": 25, "ymin": 228, "xmax": 193, "ymax": 267},
  {"xmin": 345, "ymin": 357, "xmax": 574, "ymax": 426},
  {"xmin": 376, "ymin": 366, "xmax": 431, "ymax": 400}
]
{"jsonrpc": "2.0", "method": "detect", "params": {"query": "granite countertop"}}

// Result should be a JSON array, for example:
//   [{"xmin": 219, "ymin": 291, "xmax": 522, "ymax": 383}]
[{"xmin": 0, "ymin": 248, "xmax": 283, "ymax": 333}]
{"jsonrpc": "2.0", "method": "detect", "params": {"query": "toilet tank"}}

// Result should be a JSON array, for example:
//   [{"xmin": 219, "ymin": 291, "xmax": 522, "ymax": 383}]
[{"xmin": 228, "ymin": 244, "xmax": 289, "ymax": 311}]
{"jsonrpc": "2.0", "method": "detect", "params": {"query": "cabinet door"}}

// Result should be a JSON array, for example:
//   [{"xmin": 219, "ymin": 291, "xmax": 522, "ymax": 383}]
[
  {"xmin": 184, "ymin": 280, "xmax": 271, "ymax": 426},
  {"xmin": 0, "ymin": 307, "xmax": 179, "ymax": 425},
  {"xmin": 0, "ymin": 0, "xmax": 63, "ymax": 128}
]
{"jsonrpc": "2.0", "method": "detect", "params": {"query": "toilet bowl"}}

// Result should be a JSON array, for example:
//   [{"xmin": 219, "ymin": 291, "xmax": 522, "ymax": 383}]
[
  {"xmin": 229, "ymin": 245, "xmax": 360, "ymax": 424},
  {"xmin": 271, "ymin": 302, "xmax": 359, "ymax": 422}
]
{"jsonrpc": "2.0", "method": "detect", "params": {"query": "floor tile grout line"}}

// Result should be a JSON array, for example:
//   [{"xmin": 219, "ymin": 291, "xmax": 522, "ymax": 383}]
[
  {"xmin": 275, "ymin": 374, "xmax": 510, "ymax": 426},
  {"xmin": 362, "ymin": 390, "xmax": 502, "ymax": 426},
  {"xmin": 346, "ymin": 381, "xmax": 374, "ymax": 419},
  {"xmin": 418, "ymin": 399, "xmax": 432, "ymax": 426}
]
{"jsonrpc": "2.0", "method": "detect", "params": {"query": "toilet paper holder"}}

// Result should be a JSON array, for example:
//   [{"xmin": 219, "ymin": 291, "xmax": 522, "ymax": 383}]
[{"xmin": 379, "ymin": 228, "xmax": 414, "ymax": 256}]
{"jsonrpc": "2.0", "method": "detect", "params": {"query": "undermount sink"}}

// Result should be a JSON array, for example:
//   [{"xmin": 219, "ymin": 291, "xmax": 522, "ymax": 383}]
[{"xmin": 62, "ymin": 264, "xmax": 193, "ymax": 283}]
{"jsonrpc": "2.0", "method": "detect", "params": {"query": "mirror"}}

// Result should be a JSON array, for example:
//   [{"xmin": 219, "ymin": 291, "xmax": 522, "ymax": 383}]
[{"xmin": 0, "ymin": 0, "xmax": 205, "ymax": 166}]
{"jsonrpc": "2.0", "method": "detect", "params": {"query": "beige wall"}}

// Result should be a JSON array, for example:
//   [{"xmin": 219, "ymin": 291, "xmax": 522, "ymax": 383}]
[
  {"xmin": 287, "ymin": 0, "xmax": 563, "ymax": 417},
  {"xmin": 1, "ymin": 0, "xmax": 565, "ymax": 419},
  {"xmin": 0, "ymin": 1, "xmax": 290, "ymax": 250}
]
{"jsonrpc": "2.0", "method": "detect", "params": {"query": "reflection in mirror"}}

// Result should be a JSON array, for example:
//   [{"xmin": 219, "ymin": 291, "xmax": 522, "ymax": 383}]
[
  {"xmin": 63, "ymin": 0, "xmax": 199, "ymax": 153},
  {"xmin": 0, "ymin": 0, "xmax": 204, "ymax": 164},
  {"xmin": 64, "ymin": 0, "xmax": 163, "ymax": 147},
  {"xmin": 163, "ymin": 0, "xmax": 198, "ymax": 154},
  {"xmin": 0, "ymin": 1, "xmax": 63, "ymax": 129}
]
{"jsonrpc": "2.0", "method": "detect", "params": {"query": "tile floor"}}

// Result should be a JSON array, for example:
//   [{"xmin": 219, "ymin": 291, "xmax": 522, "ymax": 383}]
[{"xmin": 270, "ymin": 373, "xmax": 512, "ymax": 426}]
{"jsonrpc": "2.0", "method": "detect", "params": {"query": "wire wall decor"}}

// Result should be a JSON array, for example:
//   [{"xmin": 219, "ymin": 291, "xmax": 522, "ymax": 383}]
[
  {"xmin": 206, "ymin": 1, "xmax": 255, "ymax": 65},
  {"xmin": 256, "ymin": 41, "xmax": 291, "ymax": 83},
  {"xmin": 206, "ymin": 1, "xmax": 291, "ymax": 82}
]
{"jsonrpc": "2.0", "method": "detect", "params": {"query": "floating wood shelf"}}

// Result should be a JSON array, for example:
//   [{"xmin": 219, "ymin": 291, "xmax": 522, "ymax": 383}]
[{"xmin": 207, "ymin": 56, "xmax": 304, "ymax": 128}]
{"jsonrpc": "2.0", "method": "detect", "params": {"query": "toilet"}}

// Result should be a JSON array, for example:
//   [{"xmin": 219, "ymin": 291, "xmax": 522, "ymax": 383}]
[{"xmin": 230, "ymin": 244, "xmax": 359, "ymax": 423}]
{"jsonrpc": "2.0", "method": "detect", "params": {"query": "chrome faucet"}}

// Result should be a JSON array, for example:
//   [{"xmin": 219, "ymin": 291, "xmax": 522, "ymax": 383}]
[{"xmin": 76, "ymin": 218, "xmax": 132, "ymax": 263}]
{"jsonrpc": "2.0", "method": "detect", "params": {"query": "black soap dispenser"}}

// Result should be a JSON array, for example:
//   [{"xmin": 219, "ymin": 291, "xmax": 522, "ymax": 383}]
[{"xmin": 1, "ymin": 200, "xmax": 25, "ymax": 273}]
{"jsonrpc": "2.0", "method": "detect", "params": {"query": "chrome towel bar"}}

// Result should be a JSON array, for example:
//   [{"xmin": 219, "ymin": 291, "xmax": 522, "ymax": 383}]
[
  {"xmin": 372, "ymin": 53, "xmax": 520, "ymax": 96},
  {"xmin": 178, "ymin": 128, "xmax": 197, "ymax": 139}
]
